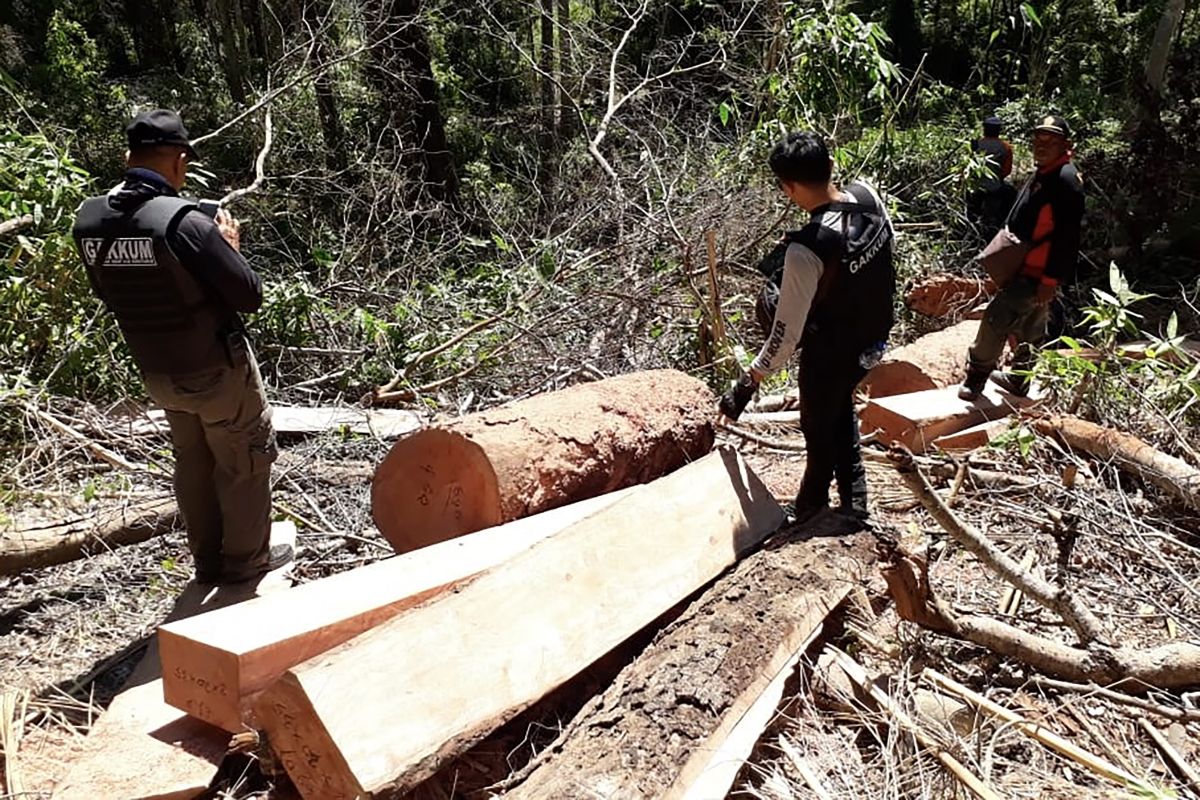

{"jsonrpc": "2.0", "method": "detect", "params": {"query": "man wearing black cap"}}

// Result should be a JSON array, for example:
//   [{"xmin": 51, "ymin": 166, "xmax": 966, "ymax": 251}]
[
  {"xmin": 969, "ymin": 115, "xmax": 1016, "ymax": 232},
  {"xmin": 959, "ymin": 114, "xmax": 1085, "ymax": 400},
  {"xmin": 72, "ymin": 109, "xmax": 291, "ymax": 584}
]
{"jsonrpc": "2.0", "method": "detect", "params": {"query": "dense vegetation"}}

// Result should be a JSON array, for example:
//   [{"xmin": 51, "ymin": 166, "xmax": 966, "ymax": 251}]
[{"xmin": 1, "ymin": 0, "xmax": 1197, "ymax": 435}]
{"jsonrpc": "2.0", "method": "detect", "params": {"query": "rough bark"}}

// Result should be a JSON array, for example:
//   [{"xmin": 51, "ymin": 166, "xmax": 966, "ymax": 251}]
[
  {"xmin": 1145, "ymin": 0, "xmax": 1186, "ymax": 95},
  {"xmin": 1034, "ymin": 415, "xmax": 1200, "ymax": 510},
  {"xmin": 503, "ymin": 526, "xmax": 875, "ymax": 799},
  {"xmin": 371, "ymin": 369, "xmax": 715, "ymax": 552},
  {"xmin": 0, "ymin": 498, "xmax": 179, "ymax": 576}
]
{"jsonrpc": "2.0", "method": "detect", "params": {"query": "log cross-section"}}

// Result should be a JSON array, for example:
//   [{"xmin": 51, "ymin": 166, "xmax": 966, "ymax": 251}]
[{"xmin": 371, "ymin": 369, "xmax": 715, "ymax": 551}]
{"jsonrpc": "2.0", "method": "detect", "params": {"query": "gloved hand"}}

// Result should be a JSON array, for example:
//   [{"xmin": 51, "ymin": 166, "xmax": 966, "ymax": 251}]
[{"xmin": 718, "ymin": 371, "xmax": 758, "ymax": 421}]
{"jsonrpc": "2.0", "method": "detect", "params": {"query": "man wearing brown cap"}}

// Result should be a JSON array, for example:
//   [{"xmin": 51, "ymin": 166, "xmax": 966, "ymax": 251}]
[
  {"xmin": 959, "ymin": 114, "xmax": 1085, "ymax": 399},
  {"xmin": 72, "ymin": 109, "xmax": 291, "ymax": 584}
]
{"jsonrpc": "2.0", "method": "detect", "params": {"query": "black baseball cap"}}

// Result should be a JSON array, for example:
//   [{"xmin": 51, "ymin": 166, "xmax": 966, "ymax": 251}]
[
  {"xmin": 1033, "ymin": 114, "xmax": 1071, "ymax": 139},
  {"xmin": 126, "ymin": 109, "xmax": 197, "ymax": 157}
]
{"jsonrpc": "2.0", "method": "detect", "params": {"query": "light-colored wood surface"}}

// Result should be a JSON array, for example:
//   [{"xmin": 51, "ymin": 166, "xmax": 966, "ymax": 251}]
[
  {"xmin": 933, "ymin": 418, "xmax": 1012, "ymax": 452},
  {"xmin": 665, "ymin": 589, "xmax": 846, "ymax": 800},
  {"xmin": 159, "ymin": 491, "xmax": 629, "ymax": 732},
  {"xmin": 255, "ymin": 448, "xmax": 785, "ymax": 799},
  {"xmin": 50, "ymin": 522, "xmax": 296, "ymax": 800},
  {"xmin": 140, "ymin": 405, "xmax": 424, "ymax": 439},
  {"xmin": 860, "ymin": 383, "xmax": 1032, "ymax": 452}
]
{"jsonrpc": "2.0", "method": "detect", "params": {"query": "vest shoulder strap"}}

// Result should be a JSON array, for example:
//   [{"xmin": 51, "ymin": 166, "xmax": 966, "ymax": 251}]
[{"xmin": 130, "ymin": 196, "xmax": 199, "ymax": 233}]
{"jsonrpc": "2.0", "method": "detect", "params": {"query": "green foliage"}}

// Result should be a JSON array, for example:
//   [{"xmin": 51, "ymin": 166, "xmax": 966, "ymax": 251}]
[{"xmin": 0, "ymin": 122, "xmax": 139, "ymax": 399}]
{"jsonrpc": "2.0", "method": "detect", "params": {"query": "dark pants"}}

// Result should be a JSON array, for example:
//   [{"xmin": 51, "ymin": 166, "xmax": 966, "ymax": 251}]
[
  {"xmin": 796, "ymin": 345, "xmax": 869, "ymax": 514},
  {"xmin": 142, "ymin": 347, "xmax": 277, "ymax": 582},
  {"xmin": 968, "ymin": 276, "xmax": 1049, "ymax": 376}
]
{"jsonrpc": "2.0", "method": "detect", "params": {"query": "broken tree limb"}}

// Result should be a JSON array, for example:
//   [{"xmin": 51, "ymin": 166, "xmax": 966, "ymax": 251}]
[
  {"xmin": 881, "ymin": 546, "xmax": 1200, "ymax": 688},
  {"xmin": 255, "ymin": 448, "xmax": 784, "ymax": 799},
  {"xmin": 1028, "ymin": 676, "xmax": 1200, "ymax": 723},
  {"xmin": 1033, "ymin": 415, "xmax": 1200, "ymax": 510},
  {"xmin": 0, "ymin": 497, "xmax": 179, "ymax": 576},
  {"xmin": 0, "ymin": 214, "xmax": 34, "ymax": 237},
  {"xmin": 828, "ymin": 647, "xmax": 1002, "ymax": 800},
  {"xmin": 158, "ymin": 490, "xmax": 630, "ymax": 732},
  {"xmin": 1139, "ymin": 718, "xmax": 1200, "ymax": 792},
  {"xmin": 504, "ymin": 525, "xmax": 869, "ymax": 800},
  {"xmin": 923, "ymin": 669, "xmax": 1163, "ymax": 795},
  {"xmin": 887, "ymin": 446, "xmax": 1106, "ymax": 644},
  {"xmin": 371, "ymin": 369, "xmax": 715, "ymax": 551}
]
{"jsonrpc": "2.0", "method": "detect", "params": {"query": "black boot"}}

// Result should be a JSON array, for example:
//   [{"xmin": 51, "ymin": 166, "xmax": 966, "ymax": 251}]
[
  {"xmin": 991, "ymin": 344, "xmax": 1034, "ymax": 397},
  {"xmin": 957, "ymin": 362, "xmax": 991, "ymax": 401}
]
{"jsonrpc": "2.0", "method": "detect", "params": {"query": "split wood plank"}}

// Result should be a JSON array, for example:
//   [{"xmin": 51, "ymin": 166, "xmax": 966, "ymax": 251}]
[
  {"xmin": 933, "ymin": 418, "xmax": 1012, "ymax": 453},
  {"xmin": 50, "ymin": 522, "xmax": 296, "ymax": 800},
  {"xmin": 159, "ymin": 490, "xmax": 631, "ymax": 732},
  {"xmin": 138, "ymin": 405, "xmax": 424, "ymax": 439},
  {"xmin": 255, "ymin": 448, "xmax": 784, "ymax": 799},
  {"xmin": 860, "ymin": 383, "xmax": 1035, "ymax": 453},
  {"xmin": 504, "ymin": 519, "xmax": 873, "ymax": 799}
]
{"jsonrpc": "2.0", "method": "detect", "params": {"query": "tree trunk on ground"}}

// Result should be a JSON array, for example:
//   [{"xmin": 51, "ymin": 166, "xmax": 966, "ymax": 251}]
[
  {"xmin": 371, "ymin": 369, "xmax": 715, "ymax": 552},
  {"xmin": 0, "ymin": 498, "xmax": 179, "ymax": 576},
  {"xmin": 504, "ymin": 527, "xmax": 874, "ymax": 799},
  {"xmin": 1033, "ymin": 415, "xmax": 1200, "ymax": 510}
]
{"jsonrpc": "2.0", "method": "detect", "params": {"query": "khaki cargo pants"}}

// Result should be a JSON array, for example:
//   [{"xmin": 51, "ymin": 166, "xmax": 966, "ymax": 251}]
[
  {"xmin": 968, "ymin": 276, "xmax": 1049, "ymax": 375},
  {"xmin": 143, "ymin": 347, "xmax": 277, "ymax": 583}
]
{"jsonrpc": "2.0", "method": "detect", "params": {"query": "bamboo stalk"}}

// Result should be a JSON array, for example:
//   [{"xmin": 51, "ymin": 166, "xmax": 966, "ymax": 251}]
[
  {"xmin": 704, "ymin": 229, "xmax": 727, "ymax": 347},
  {"xmin": 828, "ymin": 648, "xmax": 1002, "ymax": 800},
  {"xmin": 1139, "ymin": 718, "xmax": 1200, "ymax": 792},
  {"xmin": 924, "ymin": 669, "xmax": 1158, "ymax": 793}
]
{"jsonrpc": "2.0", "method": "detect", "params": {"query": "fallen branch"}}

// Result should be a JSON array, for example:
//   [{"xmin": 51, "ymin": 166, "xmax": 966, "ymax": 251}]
[
  {"xmin": 829, "ymin": 647, "xmax": 1001, "ymax": 800},
  {"xmin": 0, "ymin": 497, "xmax": 179, "ymax": 575},
  {"xmin": 924, "ymin": 669, "xmax": 1162, "ymax": 794},
  {"xmin": 26, "ymin": 404, "xmax": 148, "ymax": 473},
  {"xmin": 881, "ymin": 547, "xmax": 1200, "ymax": 688},
  {"xmin": 1029, "ymin": 676, "xmax": 1200, "ymax": 723},
  {"xmin": 888, "ymin": 446, "xmax": 1107, "ymax": 644},
  {"xmin": 0, "ymin": 214, "xmax": 34, "ymax": 237},
  {"xmin": 1034, "ymin": 415, "xmax": 1200, "ymax": 510}
]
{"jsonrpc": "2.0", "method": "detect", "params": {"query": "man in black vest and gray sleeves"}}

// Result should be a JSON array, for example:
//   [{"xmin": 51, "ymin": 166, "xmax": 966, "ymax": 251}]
[
  {"xmin": 73, "ymin": 109, "xmax": 291, "ymax": 584},
  {"xmin": 718, "ymin": 132, "xmax": 896, "ymax": 524}
]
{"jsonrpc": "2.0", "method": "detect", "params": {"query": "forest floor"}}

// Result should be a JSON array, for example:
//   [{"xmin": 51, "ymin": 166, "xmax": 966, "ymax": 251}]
[{"xmin": 2, "ymin": 396, "xmax": 1199, "ymax": 799}]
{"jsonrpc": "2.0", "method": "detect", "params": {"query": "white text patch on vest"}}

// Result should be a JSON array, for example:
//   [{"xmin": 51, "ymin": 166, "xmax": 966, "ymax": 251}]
[{"xmin": 82, "ymin": 237, "xmax": 156, "ymax": 267}]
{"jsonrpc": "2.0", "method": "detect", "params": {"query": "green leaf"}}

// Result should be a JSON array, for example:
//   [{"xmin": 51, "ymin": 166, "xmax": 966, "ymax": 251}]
[
  {"xmin": 1020, "ymin": 2, "xmax": 1042, "ymax": 26},
  {"xmin": 718, "ymin": 101, "xmax": 731, "ymax": 126},
  {"xmin": 989, "ymin": 28, "xmax": 1002, "ymax": 45},
  {"xmin": 1167, "ymin": 312, "xmax": 1178, "ymax": 339}
]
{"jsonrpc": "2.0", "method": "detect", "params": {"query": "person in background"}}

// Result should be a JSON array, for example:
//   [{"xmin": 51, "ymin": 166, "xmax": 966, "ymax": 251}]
[
  {"xmin": 968, "ymin": 115, "xmax": 1016, "ymax": 233},
  {"xmin": 718, "ymin": 132, "xmax": 895, "ymax": 524},
  {"xmin": 959, "ymin": 114, "xmax": 1085, "ymax": 400},
  {"xmin": 72, "ymin": 109, "xmax": 291, "ymax": 584}
]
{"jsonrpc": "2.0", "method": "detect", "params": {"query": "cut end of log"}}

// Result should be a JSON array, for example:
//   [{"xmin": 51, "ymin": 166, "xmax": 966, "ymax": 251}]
[{"xmin": 371, "ymin": 428, "xmax": 503, "ymax": 552}]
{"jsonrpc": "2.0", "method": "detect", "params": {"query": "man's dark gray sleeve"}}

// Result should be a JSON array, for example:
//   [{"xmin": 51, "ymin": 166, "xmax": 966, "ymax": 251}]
[{"xmin": 169, "ymin": 211, "xmax": 263, "ymax": 312}]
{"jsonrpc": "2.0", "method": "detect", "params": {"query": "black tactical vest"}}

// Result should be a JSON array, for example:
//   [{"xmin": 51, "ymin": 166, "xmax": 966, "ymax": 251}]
[
  {"xmin": 73, "ymin": 195, "xmax": 229, "ymax": 374},
  {"xmin": 757, "ymin": 182, "xmax": 895, "ymax": 353}
]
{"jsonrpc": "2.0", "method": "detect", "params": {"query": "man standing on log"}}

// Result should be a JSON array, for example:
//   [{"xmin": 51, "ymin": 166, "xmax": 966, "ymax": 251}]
[
  {"xmin": 72, "ymin": 109, "xmax": 291, "ymax": 584},
  {"xmin": 718, "ymin": 132, "xmax": 896, "ymax": 523},
  {"xmin": 958, "ymin": 114, "xmax": 1085, "ymax": 400}
]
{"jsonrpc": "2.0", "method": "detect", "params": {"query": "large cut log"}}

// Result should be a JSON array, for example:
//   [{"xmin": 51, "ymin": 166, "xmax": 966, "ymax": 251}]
[
  {"xmin": 860, "ymin": 383, "xmax": 1033, "ymax": 453},
  {"xmin": 371, "ymin": 369, "xmax": 715, "ymax": 551},
  {"xmin": 504, "ymin": 524, "xmax": 873, "ymax": 799},
  {"xmin": 51, "ymin": 524, "xmax": 297, "ymax": 800},
  {"xmin": 1, "ymin": 497, "xmax": 178, "ymax": 576},
  {"xmin": 861, "ymin": 321, "xmax": 979, "ymax": 398},
  {"xmin": 159, "ymin": 490, "xmax": 630, "ymax": 732},
  {"xmin": 906, "ymin": 274, "xmax": 996, "ymax": 318},
  {"xmin": 1033, "ymin": 415, "xmax": 1200, "ymax": 510},
  {"xmin": 255, "ymin": 448, "xmax": 784, "ymax": 799}
]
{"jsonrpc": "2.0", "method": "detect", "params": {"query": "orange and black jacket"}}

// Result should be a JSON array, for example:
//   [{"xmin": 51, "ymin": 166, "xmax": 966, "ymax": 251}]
[{"xmin": 1010, "ymin": 155, "xmax": 1085, "ymax": 286}]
